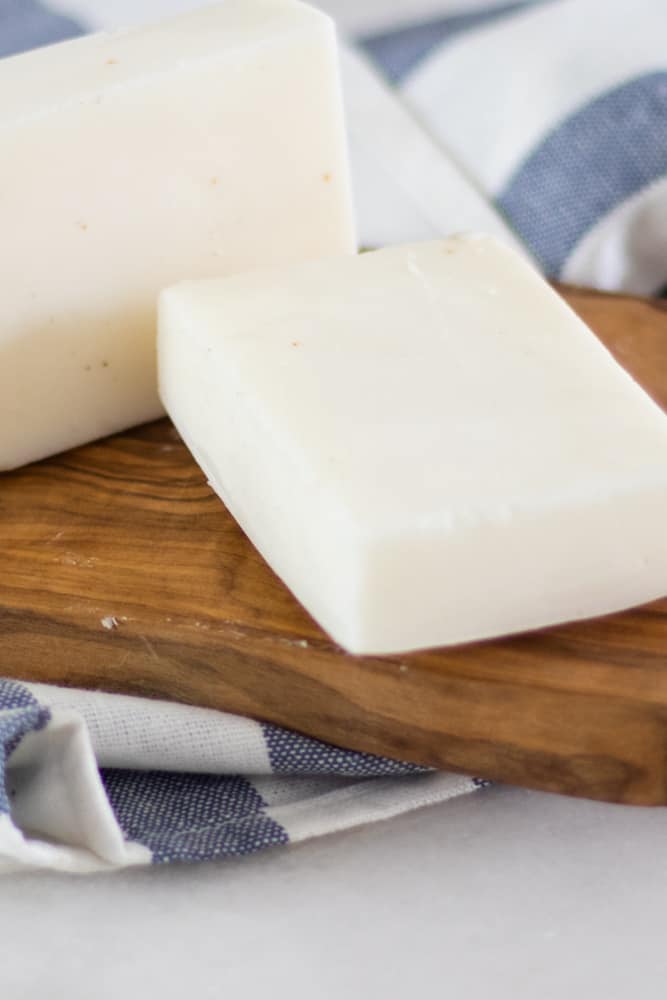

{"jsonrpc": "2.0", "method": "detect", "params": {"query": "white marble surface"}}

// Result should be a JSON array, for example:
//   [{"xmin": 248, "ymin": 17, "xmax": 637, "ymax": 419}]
[{"xmin": 3, "ymin": 784, "xmax": 667, "ymax": 997}]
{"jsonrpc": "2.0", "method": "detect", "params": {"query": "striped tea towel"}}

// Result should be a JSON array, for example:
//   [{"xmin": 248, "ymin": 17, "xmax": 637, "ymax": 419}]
[
  {"xmin": 1, "ymin": 0, "xmax": 665, "ymax": 872},
  {"xmin": 0, "ymin": 679, "xmax": 482, "ymax": 872}
]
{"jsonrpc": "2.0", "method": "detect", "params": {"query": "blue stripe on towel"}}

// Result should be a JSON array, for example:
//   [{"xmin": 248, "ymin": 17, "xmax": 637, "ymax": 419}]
[
  {"xmin": 360, "ymin": 1, "xmax": 545, "ymax": 84},
  {"xmin": 0, "ymin": 0, "xmax": 83, "ymax": 59},
  {"xmin": 0, "ymin": 680, "xmax": 50, "ymax": 814},
  {"xmin": 263, "ymin": 723, "xmax": 429, "ymax": 777},
  {"xmin": 101, "ymin": 769, "xmax": 289, "ymax": 863},
  {"xmin": 498, "ymin": 72, "xmax": 667, "ymax": 276}
]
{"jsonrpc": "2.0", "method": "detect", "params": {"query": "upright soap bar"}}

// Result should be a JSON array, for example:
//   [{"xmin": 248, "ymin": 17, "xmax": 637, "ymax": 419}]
[
  {"xmin": 0, "ymin": 1, "xmax": 355, "ymax": 470},
  {"xmin": 159, "ymin": 236, "xmax": 667, "ymax": 655}
]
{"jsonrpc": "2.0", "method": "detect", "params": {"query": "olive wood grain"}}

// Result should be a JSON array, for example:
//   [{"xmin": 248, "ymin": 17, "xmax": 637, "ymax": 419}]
[{"xmin": 1, "ymin": 284, "xmax": 666, "ymax": 804}]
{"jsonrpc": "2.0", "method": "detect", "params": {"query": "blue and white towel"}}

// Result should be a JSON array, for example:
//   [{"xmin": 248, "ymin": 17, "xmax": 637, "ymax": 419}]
[
  {"xmin": 1, "ymin": 0, "xmax": 665, "ymax": 872},
  {"xmin": 1, "ymin": 679, "xmax": 481, "ymax": 872}
]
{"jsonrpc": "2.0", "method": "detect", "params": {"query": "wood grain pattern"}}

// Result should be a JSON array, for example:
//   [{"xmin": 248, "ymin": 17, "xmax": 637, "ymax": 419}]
[{"xmin": 1, "ymin": 285, "xmax": 666, "ymax": 804}]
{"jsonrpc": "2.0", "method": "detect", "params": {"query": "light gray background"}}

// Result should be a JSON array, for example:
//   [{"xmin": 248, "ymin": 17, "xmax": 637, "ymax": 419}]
[{"xmin": 4, "ymin": 785, "xmax": 667, "ymax": 997}]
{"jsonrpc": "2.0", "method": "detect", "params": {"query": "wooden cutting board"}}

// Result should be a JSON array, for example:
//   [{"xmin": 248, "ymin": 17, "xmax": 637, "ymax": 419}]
[{"xmin": 1, "ymin": 285, "xmax": 666, "ymax": 804}]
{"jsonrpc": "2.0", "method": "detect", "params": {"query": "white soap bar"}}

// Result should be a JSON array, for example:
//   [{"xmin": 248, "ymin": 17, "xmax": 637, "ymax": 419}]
[
  {"xmin": 158, "ymin": 236, "xmax": 667, "ymax": 655},
  {"xmin": 0, "ymin": 1, "xmax": 354, "ymax": 470}
]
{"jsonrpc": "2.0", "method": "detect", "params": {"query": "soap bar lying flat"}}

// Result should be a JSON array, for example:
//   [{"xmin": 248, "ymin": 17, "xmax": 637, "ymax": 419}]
[
  {"xmin": 0, "ymin": 1, "xmax": 354, "ymax": 470},
  {"xmin": 159, "ymin": 237, "xmax": 667, "ymax": 655}
]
